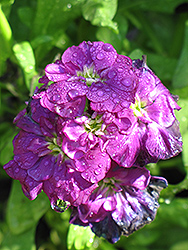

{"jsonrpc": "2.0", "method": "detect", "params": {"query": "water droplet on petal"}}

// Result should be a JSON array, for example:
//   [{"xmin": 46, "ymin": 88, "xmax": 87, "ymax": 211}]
[
  {"xmin": 94, "ymin": 168, "xmax": 101, "ymax": 175},
  {"xmin": 96, "ymin": 52, "xmax": 105, "ymax": 60},
  {"xmin": 29, "ymin": 181, "xmax": 33, "ymax": 187},
  {"xmin": 77, "ymin": 59, "xmax": 82, "ymax": 65},
  {"xmin": 68, "ymin": 89, "xmax": 79, "ymax": 99},
  {"xmin": 122, "ymin": 78, "xmax": 131, "ymax": 87},
  {"xmin": 121, "ymin": 101, "xmax": 129, "ymax": 108},
  {"xmin": 90, "ymin": 175, "xmax": 97, "ymax": 183},
  {"xmin": 55, "ymin": 176, "xmax": 60, "ymax": 181},
  {"xmin": 32, "ymin": 107, "xmax": 36, "ymax": 113},
  {"xmin": 108, "ymin": 70, "xmax": 116, "ymax": 79},
  {"xmin": 118, "ymin": 67, "xmax": 123, "ymax": 72},
  {"xmin": 89, "ymin": 212, "xmax": 94, "ymax": 217},
  {"xmin": 53, "ymin": 94, "xmax": 61, "ymax": 101},
  {"xmin": 102, "ymin": 43, "xmax": 113, "ymax": 52},
  {"xmin": 15, "ymin": 167, "xmax": 20, "ymax": 173},
  {"xmin": 44, "ymin": 161, "xmax": 49, "ymax": 166},
  {"xmin": 112, "ymin": 93, "xmax": 117, "ymax": 98},
  {"xmin": 97, "ymin": 90, "xmax": 104, "ymax": 97},
  {"xmin": 73, "ymin": 52, "xmax": 77, "ymax": 57},
  {"xmin": 88, "ymin": 154, "xmax": 95, "ymax": 160}
]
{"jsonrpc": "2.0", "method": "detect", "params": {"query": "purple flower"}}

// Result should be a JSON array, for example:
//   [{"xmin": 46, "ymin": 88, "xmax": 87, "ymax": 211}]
[
  {"xmin": 34, "ymin": 41, "xmax": 138, "ymax": 114},
  {"xmin": 70, "ymin": 162, "xmax": 168, "ymax": 243},
  {"xmin": 3, "ymin": 99, "xmax": 97, "ymax": 208},
  {"xmin": 103, "ymin": 57, "xmax": 183, "ymax": 167}
]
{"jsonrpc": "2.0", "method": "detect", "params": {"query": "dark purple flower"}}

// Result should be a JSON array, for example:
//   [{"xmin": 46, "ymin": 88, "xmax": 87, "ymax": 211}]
[
  {"xmin": 34, "ymin": 41, "xmax": 138, "ymax": 114},
  {"xmin": 102, "ymin": 57, "xmax": 182, "ymax": 167},
  {"xmin": 70, "ymin": 162, "xmax": 168, "ymax": 243},
  {"xmin": 3, "ymin": 99, "xmax": 97, "ymax": 207}
]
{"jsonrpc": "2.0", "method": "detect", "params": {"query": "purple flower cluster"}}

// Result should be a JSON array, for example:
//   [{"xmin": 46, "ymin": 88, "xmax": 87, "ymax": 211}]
[{"xmin": 4, "ymin": 41, "xmax": 182, "ymax": 243}]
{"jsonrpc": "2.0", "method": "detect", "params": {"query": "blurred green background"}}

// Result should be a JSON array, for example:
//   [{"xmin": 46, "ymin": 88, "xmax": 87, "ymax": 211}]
[{"xmin": 1, "ymin": 0, "xmax": 188, "ymax": 249}]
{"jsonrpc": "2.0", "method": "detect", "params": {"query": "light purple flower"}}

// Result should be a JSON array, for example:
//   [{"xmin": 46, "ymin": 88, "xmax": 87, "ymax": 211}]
[
  {"xmin": 34, "ymin": 41, "xmax": 138, "ymax": 114},
  {"xmin": 70, "ymin": 162, "xmax": 168, "ymax": 243},
  {"xmin": 3, "ymin": 99, "xmax": 97, "ymax": 208}
]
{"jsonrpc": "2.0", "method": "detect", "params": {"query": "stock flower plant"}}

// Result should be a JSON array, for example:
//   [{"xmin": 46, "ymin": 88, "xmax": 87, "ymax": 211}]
[{"xmin": 4, "ymin": 41, "xmax": 182, "ymax": 243}]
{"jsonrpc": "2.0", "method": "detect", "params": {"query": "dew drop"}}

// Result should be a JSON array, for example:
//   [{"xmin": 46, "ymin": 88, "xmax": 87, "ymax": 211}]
[
  {"xmin": 94, "ymin": 168, "xmax": 101, "ymax": 175},
  {"xmin": 112, "ymin": 93, "xmax": 116, "ymax": 98},
  {"xmin": 122, "ymin": 78, "xmax": 131, "ymax": 87},
  {"xmin": 96, "ymin": 52, "xmax": 105, "ymax": 60},
  {"xmin": 90, "ymin": 175, "xmax": 97, "ymax": 183},
  {"xmin": 90, "ymin": 47, "xmax": 95, "ymax": 52},
  {"xmin": 32, "ymin": 107, "xmax": 36, "ymax": 113},
  {"xmin": 88, "ymin": 154, "xmax": 95, "ymax": 160},
  {"xmin": 55, "ymin": 176, "xmax": 60, "ymax": 181},
  {"xmin": 68, "ymin": 89, "xmax": 79, "ymax": 99},
  {"xmin": 89, "ymin": 212, "xmax": 93, "ymax": 217},
  {"xmin": 15, "ymin": 167, "xmax": 20, "ymax": 173},
  {"xmin": 121, "ymin": 101, "xmax": 129, "ymax": 108},
  {"xmin": 118, "ymin": 67, "xmax": 123, "ymax": 72},
  {"xmin": 53, "ymin": 94, "xmax": 61, "ymax": 101},
  {"xmin": 108, "ymin": 70, "xmax": 116, "ymax": 79},
  {"xmin": 102, "ymin": 43, "xmax": 113, "ymax": 52},
  {"xmin": 29, "ymin": 181, "xmax": 33, "ymax": 187},
  {"xmin": 73, "ymin": 52, "xmax": 77, "ymax": 57},
  {"xmin": 106, "ymin": 88, "xmax": 110, "ymax": 92},
  {"xmin": 97, "ymin": 90, "xmax": 104, "ymax": 97},
  {"xmin": 44, "ymin": 161, "xmax": 49, "ymax": 166},
  {"xmin": 77, "ymin": 60, "xmax": 82, "ymax": 65}
]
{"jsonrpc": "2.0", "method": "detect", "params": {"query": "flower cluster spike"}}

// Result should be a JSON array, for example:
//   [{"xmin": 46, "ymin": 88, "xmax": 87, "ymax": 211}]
[{"xmin": 4, "ymin": 41, "xmax": 182, "ymax": 243}]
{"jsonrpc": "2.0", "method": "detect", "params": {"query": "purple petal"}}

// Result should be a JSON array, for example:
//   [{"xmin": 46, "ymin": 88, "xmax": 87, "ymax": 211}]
[
  {"xmin": 107, "ymin": 166, "xmax": 151, "ymax": 190},
  {"xmin": 28, "ymin": 155, "xmax": 55, "ymax": 181},
  {"xmin": 106, "ymin": 124, "xmax": 141, "ymax": 168},
  {"xmin": 112, "ymin": 176, "xmax": 167, "ymax": 236},
  {"xmin": 146, "ymin": 121, "xmax": 182, "ymax": 161},
  {"xmin": 14, "ymin": 152, "xmax": 39, "ymax": 170},
  {"xmin": 62, "ymin": 41, "xmax": 92, "ymax": 71},
  {"xmin": 90, "ymin": 215, "xmax": 122, "ymax": 244},
  {"xmin": 90, "ymin": 42, "xmax": 117, "ymax": 71},
  {"xmin": 21, "ymin": 176, "xmax": 43, "ymax": 200},
  {"xmin": 3, "ymin": 160, "xmax": 27, "ymax": 182},
  {"xmin": 45, "ymin": 160, "xmax": 98, "ymax": 206},
  {"xmin": 45, "ymin": 61, "xmax": 71, "ymax": 82},
  {"xmin": 145, "ymin": 94, "xmax": 176, "ymax": 127},
  {"xmin": 15, "ymin": 114, "xmax": 43, "ymax": 136},
  {"xmin": 75, "ymin": 146, "xmax": 111, "ymax": 183}
]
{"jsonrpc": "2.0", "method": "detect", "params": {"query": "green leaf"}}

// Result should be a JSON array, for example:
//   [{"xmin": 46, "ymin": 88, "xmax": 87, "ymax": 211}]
[
  {"xmin": 170, "ymin": 240, "xmax": 188, "ymax": 250},
  {"xmin": 17, "ymin": 7, "xmax": 34, "ymax": 28},
  {"xmin": 173, "ymin": 20, "xmax": 188, "ymax": 88},
  {"xmin": 119, "ymin": 0, "xmax": 187, "ymax": 13},
  {"xmin": 1, "ymin": 226, "xmax": 36, "ymax": 250},
  {"xmin": 67, "ymin": 224, "xmax": 95, "ymax": 250},
  {"xmin": 96, "ymin": 27, "xmax": 122, "ymax": 52},
  {"xmin": 0, "ymin": 122, "xmax": 15, "ymax": 165},
  {"xmin": 147, "ymin": 53, "xmax": 177, "ymax": 81},
  {"xmin": 13, "ymin": 41, "xmax": 37, "ymax": 93},
  {"xmin": 129, "ymin": 49, "xmax": 144, "ymax": 60},
  {"xmin": 32, "ymin": 0, "xmax": 83, "ymax": 37},
  {"xmin": 174, "ymin": 99, "xmax": 188, "ymax": 166},
  {"xmin": 0, "ymin": 5, "xmax": 12, "ymax": 75},
  {"xmin": 82, "ymin": 0, "xmax": 118, "ymax": 32},
  {"xmin": 0, "ymin": 0, "xmax": 14, "ymax": 5},
  {"xmin": 7, "ymin": 180, "xmax": 49, "ymax": 235}
]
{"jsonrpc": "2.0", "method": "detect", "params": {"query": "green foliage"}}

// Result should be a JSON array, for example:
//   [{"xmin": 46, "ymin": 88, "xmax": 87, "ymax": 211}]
[
  {"xmin": 67, "ymin": 224, "xmax": 95, "ymax": 250},
  {"xmin": 1, "ymin": 0, "xmax": 188, "ymax": 249}
]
